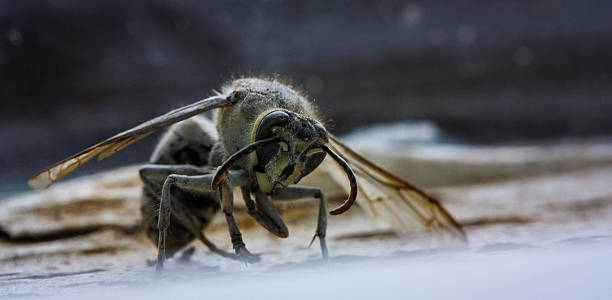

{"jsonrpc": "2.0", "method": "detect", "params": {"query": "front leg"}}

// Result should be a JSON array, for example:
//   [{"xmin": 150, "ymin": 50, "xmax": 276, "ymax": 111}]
[
  {"xmin": 219, "ymin": 179, "xmax": 260, "ymax": 263},
  {"xmin": 139, "ymin": 164, "xmax": 211, "ymax": 194},
  {"xmin": 155, "ymin": 171, "xmax": 252, "ymax": 271},
  {"xmin": 241, "ymin": 187, "xmax": 289, "ymax": 238},
  {"xmin": 271, "ymin": 187, "xmax": 328, "ymax": 260},
  {"xmin": 141, "ymin": 164, "xmax": 236, "ymax": 260}
]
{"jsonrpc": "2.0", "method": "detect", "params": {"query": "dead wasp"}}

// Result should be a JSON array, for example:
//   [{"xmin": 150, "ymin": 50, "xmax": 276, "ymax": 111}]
[{"xmin": 29, "ymin": 77, "xmax": 466, "ymax": 270}]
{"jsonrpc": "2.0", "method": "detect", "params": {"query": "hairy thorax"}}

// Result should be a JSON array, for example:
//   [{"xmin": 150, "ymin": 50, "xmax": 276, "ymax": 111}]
[{"xmin": 215, "ymin": 78, "xmax": 318, "ymax": 169}]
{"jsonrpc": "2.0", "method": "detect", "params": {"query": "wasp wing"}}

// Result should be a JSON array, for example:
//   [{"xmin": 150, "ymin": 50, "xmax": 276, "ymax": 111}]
[
  {"xmin": 327, "ymin": 135, "xmax": 467, "ymax": 242},
  {"xmin": 29, "ymin": 95, "xmax": 232, "ymax": 190}
]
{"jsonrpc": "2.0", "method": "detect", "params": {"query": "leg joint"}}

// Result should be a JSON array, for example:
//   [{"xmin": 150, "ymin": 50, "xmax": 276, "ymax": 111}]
[
  {"xmin": 165, "ymin": 174, "xmax": 183, "ymax": 184},
  {"xmin": 138, "ymin": 166, "xmax": 149, "ymax": 181}
]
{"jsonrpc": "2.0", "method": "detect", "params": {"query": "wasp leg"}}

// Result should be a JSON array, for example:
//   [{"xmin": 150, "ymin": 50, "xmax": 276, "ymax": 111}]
[
  {"xmin": 139, "ymin": 164, "xmax": 211, "ymax": 194},
  {"xmin": 271, "ymin": 187, "xmax": 328, "ymax": 260},
  {"xmin": 155, "ymin": 171, "xmax": 251, "ymax": 271},
  {"xmin": 240, "ymin": 187, "xmax": 289, "ymax": 238},
  {"xmin": 177, "ymin": 246, "xmax": 196, "ymax": 263},
  {"xmin": 140, "ymin": 165, "xmax": 235, "ymax": 261},
  {"xmin": 156, "ymin": 174, "xmax": 176, "ymax": 272},
  {"xmin": 219, "ymin": 179, "xmax": 260, "ymax": 263},
  {"xmin": 164, "ymin": 187, "xmax": 237, "ymax": 260}
]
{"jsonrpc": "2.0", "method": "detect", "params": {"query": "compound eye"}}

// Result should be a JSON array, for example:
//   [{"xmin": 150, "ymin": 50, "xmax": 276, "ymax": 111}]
[
  {"xmin": 254, "ymin": 111, "xmax": 292, "ymax": 171},
  {"xmin": 255, "ymin": 110, "xmax": 291, "ymax": 140}
]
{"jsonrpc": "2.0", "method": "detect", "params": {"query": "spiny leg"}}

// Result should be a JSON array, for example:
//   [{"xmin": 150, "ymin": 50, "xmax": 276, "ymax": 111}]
[
  {"xmin": 241, "ymin": 187, "xmax": 289, "ymax": 238},
  {"xmin": 156, "ymin": 175, "xmax": 175, "ymax": 271},
  {"xmin": 167, "ymin": 190, "xmax": 237, "ymax": 260},
  {"xmin": 271, "ymin": 187, "xmax": 328, "ymax": 260},
  {"xmin": 140, "ymin": 165, "xmax": 235, "ymax": 261},
  {"xmin": 219, "ymin": 179, "xmax": 260, "ymax": 263},
  {"xmin": 139, "ymin": 164, "xmax": 211, "ymax": 194},
  {"xmin": 155, "ymin": 171, "xmax": 250, "ymax": 271}
]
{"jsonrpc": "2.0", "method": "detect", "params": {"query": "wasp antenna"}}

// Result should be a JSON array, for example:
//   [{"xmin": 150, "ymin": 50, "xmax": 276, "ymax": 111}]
[
  {"xmin": 211, "ymin": 136, "xmax": 282, "ymax": 190},
  {"xmin": 322, "ymin": 145, "xmax": 358, "ymax": 215}
]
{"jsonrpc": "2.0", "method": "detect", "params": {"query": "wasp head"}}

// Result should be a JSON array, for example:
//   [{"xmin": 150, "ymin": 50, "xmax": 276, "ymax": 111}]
[
  {"xmin": 251, "ymin": 109, "xmax": 329, "ymax": 193},
  {"xmin": 212, "ymin": 108, "xmax": 357, "ymax": 215}
]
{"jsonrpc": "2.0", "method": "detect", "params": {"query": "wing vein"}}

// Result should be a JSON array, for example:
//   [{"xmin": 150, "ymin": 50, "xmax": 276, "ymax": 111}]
[
  {"xmin": 28, "ymin": 95, "xmax": 231, "ymax": 189},
  {"xmin": 328, "ymin": 135, "xmax": 467, "ymax": 242}
]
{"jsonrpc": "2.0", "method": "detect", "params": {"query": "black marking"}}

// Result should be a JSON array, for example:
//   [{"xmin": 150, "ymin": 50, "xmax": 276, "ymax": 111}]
[{"xmin": 279, "ymin": 162, "xmax": 295, "ymax": 180}]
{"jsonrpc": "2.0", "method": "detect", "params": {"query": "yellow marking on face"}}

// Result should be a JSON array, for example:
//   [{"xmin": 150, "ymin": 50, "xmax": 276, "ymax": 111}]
[
  {"xmin": 268, "ymin": 155, "xmax": 290, "ymax": 177},
  {"xmin": 249, "ymin": 151, "xmax": 259, "ymax": 169},
  {"xmin": 279, "ymin": 141, "xmax": 289, "ymax": 152},
  {"xmin": 306, "ymin": 148, "xmax": 323, "ymax": 156},
  {"xmin": 256, "ymin": 172, "xmax": 274, "ymax": 194},
  {"xmin": 288, "ymin": 162, "xmax": 306, "ymax": 183}
]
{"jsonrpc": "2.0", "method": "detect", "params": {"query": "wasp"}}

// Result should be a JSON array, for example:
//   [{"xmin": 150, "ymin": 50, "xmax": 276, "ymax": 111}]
[{"xmin": 29, "ymin": 77, "xmax": 466, "ymax": 271}]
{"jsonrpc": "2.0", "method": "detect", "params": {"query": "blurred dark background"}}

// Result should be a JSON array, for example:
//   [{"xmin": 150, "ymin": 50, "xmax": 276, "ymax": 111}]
[{"xmin": 1, "ymin": 0, "xmax": 611, "ymax": 194}]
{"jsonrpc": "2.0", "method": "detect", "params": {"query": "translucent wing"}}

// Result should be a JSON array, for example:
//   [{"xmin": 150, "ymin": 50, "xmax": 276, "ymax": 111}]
[
  {"xmin": 29, "ymin": 95, "xmax": 232, "ymax": 190},
  {"xmin": 327, "ymin": 135, "xmax": 467, "ymax": 242}
]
